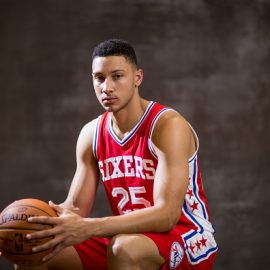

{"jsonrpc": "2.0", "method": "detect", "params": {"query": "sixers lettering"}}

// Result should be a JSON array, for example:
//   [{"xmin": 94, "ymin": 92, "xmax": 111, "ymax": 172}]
[{"xmin": 98, "ymin": 155, "xmax": 156, "ymax": 181}]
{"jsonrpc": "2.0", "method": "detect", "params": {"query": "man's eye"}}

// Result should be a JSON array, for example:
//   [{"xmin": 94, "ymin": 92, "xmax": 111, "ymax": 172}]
[
  {"xmin": 113, "ymin": 74, "xmax": 123, "ymax": 80},
  {"xmin": 95, "ymin": 76, "xmax": 105, "ymax": 82}
]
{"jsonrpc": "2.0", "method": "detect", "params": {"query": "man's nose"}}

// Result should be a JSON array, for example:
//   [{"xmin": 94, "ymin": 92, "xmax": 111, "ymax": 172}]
[{"xmin": 101, "ymin": 78, "xmax": 113, "ymax": 93}]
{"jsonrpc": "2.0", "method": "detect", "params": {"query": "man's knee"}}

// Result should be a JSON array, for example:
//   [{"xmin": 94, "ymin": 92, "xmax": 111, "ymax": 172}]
[
  {"xmin": 107, "ymin": 234, "xmax": 164, "ymax": 267},
  {"xmin": 108, "ymin": 234, "xmax": 140, "ymax": 263}
]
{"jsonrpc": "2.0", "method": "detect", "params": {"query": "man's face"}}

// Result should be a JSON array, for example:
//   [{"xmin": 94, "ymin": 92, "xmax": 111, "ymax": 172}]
[{"xmin": 92, "ymin": 56, "xmax": 143, "ymax": 112}]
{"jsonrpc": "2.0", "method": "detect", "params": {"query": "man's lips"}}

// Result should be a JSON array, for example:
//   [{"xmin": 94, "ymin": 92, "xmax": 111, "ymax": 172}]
[{"xmin": 102, "ymin": 96, "xmax": 117, "ymax": 102}]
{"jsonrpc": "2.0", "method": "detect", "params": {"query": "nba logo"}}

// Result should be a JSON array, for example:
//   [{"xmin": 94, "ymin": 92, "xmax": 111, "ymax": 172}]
[
  {"xmin": 169, "ymin": 242, "xmax": 184, "ymax": 269},
  {"xmin": 14, "ymin": 233, "xmax": 23, "ymax": 252}
]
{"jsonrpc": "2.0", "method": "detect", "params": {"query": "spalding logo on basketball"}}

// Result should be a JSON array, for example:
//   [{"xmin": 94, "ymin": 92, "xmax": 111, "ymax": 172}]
[
  {"xmin": 0, "ymin": 198, "xmax": 57, "ymax": 266},
  {"xmin": 169, "ymin": 241, "xmax": 184, "ymax": 269}
]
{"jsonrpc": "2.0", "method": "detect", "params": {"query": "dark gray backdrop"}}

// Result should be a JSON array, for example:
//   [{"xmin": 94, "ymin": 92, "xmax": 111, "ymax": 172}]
[{"xmin": 1, "ymin": 0, "xmax": 269, "ymax": 269}]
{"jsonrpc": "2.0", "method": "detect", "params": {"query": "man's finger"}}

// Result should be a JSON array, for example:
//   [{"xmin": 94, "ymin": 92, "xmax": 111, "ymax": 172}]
[
  {"xmin": 26, "ymin": 226, "xmax": 57, "ymax": 240},
  {"xmin": 42, "ymin": 243, "xmax": 64, "ymax": 262},
  {"xmin": 49, "ymin": 201, "xmax": 63, "ymax": 215},
  {"xmin": 28, "ymin": 216, "xmax": 59, "ymax": 225},
  {"xmin": 32, "ymin": 236, "xmax": 60, "ymax": 253}
]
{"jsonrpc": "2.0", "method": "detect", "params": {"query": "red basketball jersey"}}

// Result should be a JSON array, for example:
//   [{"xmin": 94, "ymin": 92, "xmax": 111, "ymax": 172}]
[{"xmin": 93, "ymin": 101, "xmax": 215, "ymax": 235}]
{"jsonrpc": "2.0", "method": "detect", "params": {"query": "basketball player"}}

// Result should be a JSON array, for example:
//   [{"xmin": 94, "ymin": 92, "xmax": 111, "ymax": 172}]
[{"xmin": 10, "ymin": 39, "xmax": 218, "ymax": 269}]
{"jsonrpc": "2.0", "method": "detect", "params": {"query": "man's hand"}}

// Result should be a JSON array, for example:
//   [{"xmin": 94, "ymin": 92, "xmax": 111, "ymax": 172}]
[{"xmin": 26, "ymin": 201, "xmax": 88, "ymax": 262}]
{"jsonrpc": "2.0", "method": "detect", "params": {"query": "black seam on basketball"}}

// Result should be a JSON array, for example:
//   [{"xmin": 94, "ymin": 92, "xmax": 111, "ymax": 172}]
[
  {"xmin": 1, "ymin": 204, "xmax": 56, "ymax": 217},
  {"xmin": 1, "ymin": 247, "xmax": 51, "ymax": 255}
]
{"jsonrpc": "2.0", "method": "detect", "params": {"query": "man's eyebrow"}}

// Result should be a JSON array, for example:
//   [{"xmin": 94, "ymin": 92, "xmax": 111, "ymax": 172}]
[
  {"xmin": 92, "ymin": 72, "xmax": 103, "ymax": 76},
  {"xmin": 92, "ymin": 69, "xmax": 125, "ymax": 75},
  {"xmin": 111, "ymin": 69, "xmax": 125, "ymax": 73}
]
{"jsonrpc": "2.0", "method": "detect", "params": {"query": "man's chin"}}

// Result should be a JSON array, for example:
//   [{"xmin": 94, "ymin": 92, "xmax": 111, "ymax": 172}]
[{"xmin": 102, "ymin": 104, "xmax": 117, "ymax": 112}]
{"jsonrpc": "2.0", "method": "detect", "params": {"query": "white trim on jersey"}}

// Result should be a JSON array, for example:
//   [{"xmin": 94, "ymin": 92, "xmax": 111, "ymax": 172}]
[
  {"xmin": 108, "ymin": 101, "xmax": 155, "ymax": 146},
  {"xmin": 182, "ymin": 155, "xmax": 215, "ymax": 236},
  {"xmin": 188, "ymin": 123, "xmax": 199, "ymax": 163},
  {"xmin": 148, "ymin": 108, "xmax": 200, "ymax": 163},
  {"xmin": 92, "ymin": 115, "xmax": 102, "ymax": 160},
  {"xmin": 182, "ymin": 229, "xmax": 218, "ymax": 265},
  {"xmin": 190, "ymin": 158, "xmax": 208, "ymax": 221},
  {"xmin": 148, "ymin": 108, "xmax": 175, "ymax": 159}
]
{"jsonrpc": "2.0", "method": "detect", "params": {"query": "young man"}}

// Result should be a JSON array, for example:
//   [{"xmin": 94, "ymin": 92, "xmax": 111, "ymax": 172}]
[{"xmin": 14, "ymin": 39, "xmax": 218, "ymax": 269}]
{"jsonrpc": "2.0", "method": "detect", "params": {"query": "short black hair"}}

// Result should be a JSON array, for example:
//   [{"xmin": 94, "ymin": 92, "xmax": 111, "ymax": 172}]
[{"xmin": 92, "ymin": 39, "xmax": 138, "ymax": 67}]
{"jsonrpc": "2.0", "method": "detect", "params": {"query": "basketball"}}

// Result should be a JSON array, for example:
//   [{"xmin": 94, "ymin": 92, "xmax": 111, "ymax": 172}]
[{"xmin": 0, "ymin": 198, "xmax": 57, "ymax": 266}]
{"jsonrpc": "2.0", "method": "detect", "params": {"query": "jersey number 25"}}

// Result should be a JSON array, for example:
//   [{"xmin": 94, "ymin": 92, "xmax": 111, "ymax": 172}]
[{"xmin": 112, "ymin": 186, "xmax": 151, "ymax": 214}]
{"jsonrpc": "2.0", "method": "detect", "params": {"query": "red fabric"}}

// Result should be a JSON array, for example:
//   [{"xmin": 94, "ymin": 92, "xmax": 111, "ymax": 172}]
[
  {"xmin": 74, "ymin": 226, "xmax": 217, "ymax": 270},
  {"xmin": 144, "ymin": 226, "xmax": 217, "ymax": 270},
  {"xmin": 74, "ymin": 237, "xmax": 109, "ymax": 270},
  {"xmin": 95, "ymin": 102, "xmax": 165, "ymax": 216},
  {"xmin": 74, "ymin": 101, "xmax": 218, "ymax": 269}
]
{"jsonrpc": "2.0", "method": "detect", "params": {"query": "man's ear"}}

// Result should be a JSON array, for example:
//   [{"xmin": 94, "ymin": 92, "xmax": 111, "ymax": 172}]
[{"xmin": 135, "ymin": 68, "xmax": 143, "ymax": 87}]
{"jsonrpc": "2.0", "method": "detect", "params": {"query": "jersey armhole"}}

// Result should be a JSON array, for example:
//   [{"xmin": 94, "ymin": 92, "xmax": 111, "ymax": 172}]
[
  {"xmin": 188, "ymin": 123, "xmax": 199, "ymax": 163},
  {"xmin": 148, "ymin": 109, "xmax": 200, "ymax": 162},
  {"xmin": 92, "ymin": 115, "xmax": 102, "ymax": 160},
  {"xmin": 148, "ymin": 108, "xmax": 174, "ymax": 159}
]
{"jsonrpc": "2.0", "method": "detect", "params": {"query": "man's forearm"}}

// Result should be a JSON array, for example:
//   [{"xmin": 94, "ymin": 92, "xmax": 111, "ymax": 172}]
[{"xmin": 84, "ymin": 205, "xmax": 179, "ymax": 238}]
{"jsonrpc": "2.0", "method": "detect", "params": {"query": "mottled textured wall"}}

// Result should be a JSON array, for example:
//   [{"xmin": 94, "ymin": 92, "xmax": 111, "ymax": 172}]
[{"xmin": 0, "ymin": 0, "xmax": 269, "ymax": 269}]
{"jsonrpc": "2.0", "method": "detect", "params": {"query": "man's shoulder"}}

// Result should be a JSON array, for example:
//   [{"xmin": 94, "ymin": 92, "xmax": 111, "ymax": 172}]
[
  {"xmin": 83, "ymin": 117, "xmax": 99, "ymax": 130},
  {"xmin": 155, "ymin": 107, "xmax": 188, "ymax": 127},
  {"xmin": 79, "ymin": 117, "xmax": 101, "ymax": 141},
  {"xmin": 152, "ymin": 108, "xmax": 193, "ymax": 143}
]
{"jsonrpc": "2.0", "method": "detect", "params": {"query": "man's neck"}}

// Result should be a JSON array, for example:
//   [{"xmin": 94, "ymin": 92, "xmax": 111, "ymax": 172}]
[{"xmin": 110, "ymin": 98, "xmax": 150, "ymax": 140}]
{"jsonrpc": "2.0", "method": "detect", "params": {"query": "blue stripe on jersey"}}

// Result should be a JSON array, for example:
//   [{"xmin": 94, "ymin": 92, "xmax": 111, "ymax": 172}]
[
  {"xmin": 183, "ymin": 201, "xmax": 203, "ymax": 233},
  {"xmin": 188, "ymin": 153, "xmax": 197, "ymax": 163},
  {"xmin": 108, "ymin": 101, "xmax": 155, "ymax": 146},
  {"xmin": 192, "ymin": 158, "xmax": 207, "ymax": 220},
  {"xmin": 148, "ymin": 107, "xmax": 172, "ymax": 159},
  {"xmin": 93, "ymin": 116, "xmax": 101, "ymax": 159},
  {"xmin": 189, "ymin": 246, "xmax": 218, "ymax": 263}
]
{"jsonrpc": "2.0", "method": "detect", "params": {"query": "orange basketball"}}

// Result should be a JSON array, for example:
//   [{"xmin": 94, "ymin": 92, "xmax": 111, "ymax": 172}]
[{"xmin": 0, "ymin": 198, "xmax": 57, "ymax": 266}]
